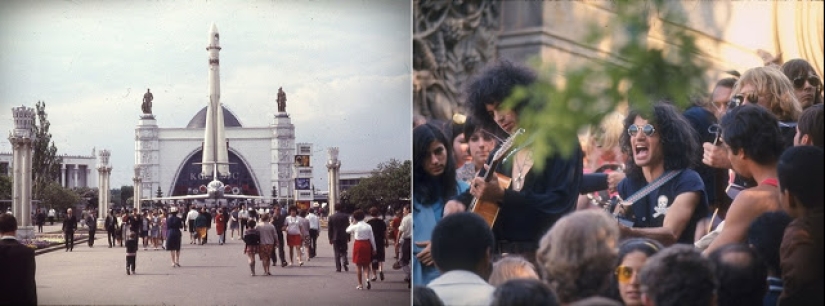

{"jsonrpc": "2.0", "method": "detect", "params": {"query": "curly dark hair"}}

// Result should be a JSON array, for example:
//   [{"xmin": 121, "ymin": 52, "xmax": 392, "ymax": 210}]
[
  {"xmin": 797, "ymin": 103, "xmax": 823, "ymax": 148},
  {"xmin": 465, "ymin": 60, "xmax": 537, "ymax": 136},
  {"xmin": 413, "ymin": 123, "xmax": 458, "ymax": 206},
  {"xmin": 639, "ymin": 245, "xmax": 718, "ymax": 306},
  {"xmin": 620, "ymin": 101, "xmax": 700, "ymax": 181},
  {"xmin": 721, "ymin": 104, "xmax": 784, "ymax": 166},
  {"xmin": 747, "ymin": 211, "xmax": 793, "ymax": 275}
]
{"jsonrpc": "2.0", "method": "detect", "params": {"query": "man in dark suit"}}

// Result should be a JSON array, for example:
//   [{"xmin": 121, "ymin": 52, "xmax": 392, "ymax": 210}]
[
  {"xmin": 105, "ymin": 210, "xmax": 117, "ymax": 248},
  {"xmin": 63, "ymin": 208, "xmax": 78, "ymax": 252},
  {"xmin": 270, "ymin": 204, "xmax": 288, "ymax": 267},
  {"xmin": 86, "ymin": 211, "xmax": 97, "ymax": 247},
  {"xmin": 0, "ymin": 214, "xmax": 37, "ymax": 306},
  {"xmin": 327, "ymin": 203, "xmax": 351, "ymax": 272}
]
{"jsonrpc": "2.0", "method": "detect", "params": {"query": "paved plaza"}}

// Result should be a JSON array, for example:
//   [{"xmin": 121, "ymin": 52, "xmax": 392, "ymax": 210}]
[{"xmin": 34, "ymin": 224, "xmax": 410, "ymax": 306}]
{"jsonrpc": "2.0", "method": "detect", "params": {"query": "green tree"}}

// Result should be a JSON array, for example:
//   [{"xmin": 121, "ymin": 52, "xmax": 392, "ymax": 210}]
[
  {"xmin": 74, "ymin": 186, "xmax": 99, "ymax": 210},
  {"xmin": 32, "ymin": 101, "xmax": 63, "ymax": 201},
  {"xmin": 41, "ymin": 182, "xmax": 81, "ymax": 212},
  {"xmin": 0, "ymin": 176, "xmax": 11, "ymax": 211},
  {"xmin": 120, "ymin": 186, "xmax": 133, "ymax": 208},
  {"xmin": 501, "ymin": 0, "xmax": 709, "ymax": 170},
  {"xmin": 346, "ymin": 159, "xmax": 411, "ymax": 213},
  {"xmin": 111, "ymin": 188, "xmax": 122, "ymax": 208}
]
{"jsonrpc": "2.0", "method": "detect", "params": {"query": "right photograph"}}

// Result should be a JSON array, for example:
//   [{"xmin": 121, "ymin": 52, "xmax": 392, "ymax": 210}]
[{"xmin": 411, "ymin": 1, "xmax": 824, "ymax": 306}]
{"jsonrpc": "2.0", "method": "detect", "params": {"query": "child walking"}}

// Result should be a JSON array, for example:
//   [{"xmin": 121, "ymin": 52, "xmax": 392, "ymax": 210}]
[
  {"xmin": 242, "ymin": 219, "xmax": 260, "ymax": 276},
  {"xmin": 126, "ymin": 232, "xmax": 138, "ymax": 275}
]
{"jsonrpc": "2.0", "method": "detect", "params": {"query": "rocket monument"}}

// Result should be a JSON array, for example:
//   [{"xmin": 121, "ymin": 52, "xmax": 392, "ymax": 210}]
[{"xmin": 203, "ymin": 23, "xmax": 229, "ymax": 177}]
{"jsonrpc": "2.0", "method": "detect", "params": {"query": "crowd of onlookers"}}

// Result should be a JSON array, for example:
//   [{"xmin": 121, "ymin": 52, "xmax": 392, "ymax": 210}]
[{"xmin": 413, "ymin": 55, "xmax": 823, "ymax": 305}]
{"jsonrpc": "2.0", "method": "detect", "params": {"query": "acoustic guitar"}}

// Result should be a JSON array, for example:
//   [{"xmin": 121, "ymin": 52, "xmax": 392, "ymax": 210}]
[{"xmin": 468, "ymin": 128, "xmax": 524, "ymax": 228}]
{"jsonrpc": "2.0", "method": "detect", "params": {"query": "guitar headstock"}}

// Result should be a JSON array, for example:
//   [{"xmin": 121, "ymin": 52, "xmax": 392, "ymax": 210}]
[{"xmin": 491, "ymin": 128, "xmax": 525, "ymax": 162}]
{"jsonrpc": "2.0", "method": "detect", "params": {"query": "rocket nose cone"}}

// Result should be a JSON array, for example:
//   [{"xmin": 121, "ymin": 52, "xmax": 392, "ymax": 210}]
[{"xmin": 210, "ymin": 23, "xmax": 218, "ymax": 34}]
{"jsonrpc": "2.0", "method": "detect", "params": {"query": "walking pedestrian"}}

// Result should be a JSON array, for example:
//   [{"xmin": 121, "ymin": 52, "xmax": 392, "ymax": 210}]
[
  {"xmin": 125, "ymin": 232, "xmax": 138, "ymax": 275},
  {"xmin": 186, "ymin": 205, "xmax": 199, "ymax": 244},
  {"xmin": 299, "ymin": 209, "xmax": 311, "ymax": 262},
  {"xmin": 242, "ymin": 219, "xmax": 260, "ymax": 276},
  {"xmin": 48, "ymin": 207, "xmax": 56, "ymax": 225},
  {"xmin": 229, "ymin": 206, "xmax": 239, "ymax": 240},
  {"xmin": 216, "ymin": 208, "xmax": 227, "ymax": 245},
  {"xmin": 284, "ymin": 206, "xmax": 304, "ymax": 266},
  {"xmin": 366, "ymin": 207, "xmax": 387, "ymax": 281},
  {"xmin": 307, "ymin": 208, "xmax": 320, "ymax": 259},
  {"xmin": 105, "ymin": 210, "xmax": 117, "ymax": 248},
  {"xmin": 149, "ymin": 211, "xmax": 161, "ymax": 250},
  {"xmin": 346, "ymin": 209, "xmax": 377, "ymax": 290},
  {"xmin": 86, "ymin": 211, "xmax": 97, "ymax": 248},
  {"xmin": 257, "ymin": 214, "xmax": 278, "ymax": 275},
  {"xmin": 35, "ymin": 208, "xmax": 46, "ymax": 233},
  {"xmin": 271, "ymin": 204, "xmax": 288, "ymax": 267},
  {"xmin": 328, "ymin": 203, "xmax": 351, "ymax": 272},
  {"xmin": 62, "ymin": 208, "xmax": 77, "ymax": 252},
  {"xmin": 166, "ymin": 206, "xmax": 183, "ymax": 267},
  {"xmin": 238, "ymin": 204, "xmax": 249, "ymax": 237}
]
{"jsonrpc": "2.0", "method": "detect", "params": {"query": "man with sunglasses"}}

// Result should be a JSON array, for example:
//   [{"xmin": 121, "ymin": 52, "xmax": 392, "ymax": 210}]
[
  {"xmin": 445, "ymin": 60, "xmax": 583, "ymax": 264},
  {"xmin": 614, "ymin": 102, "xmax": 708, "ymax": 246},
  {"xmin": 782, "ymin": 58, "xmax": 823, "ymax": 110}
]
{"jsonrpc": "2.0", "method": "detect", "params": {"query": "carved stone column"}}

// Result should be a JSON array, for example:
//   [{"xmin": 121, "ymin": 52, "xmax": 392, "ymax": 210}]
[
  {"xmin": 133, "ymin": 165, "xmax": 142, "ymax": 211},
  {"xmin": 97, "ymin": 149, "xmax": 111, "ymax": 227},
  {"xmin": 9, "ymin": 106, "xmax": 36, "ymax": 239},
  {"xmin": 326, "ymin": 147, "xmax": 341, "ymax": 215}
]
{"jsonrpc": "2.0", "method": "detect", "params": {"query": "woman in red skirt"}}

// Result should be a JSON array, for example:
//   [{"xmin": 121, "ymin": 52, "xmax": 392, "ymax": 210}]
[
  {"xmin": 346, "ymin": 209, "xmax": 376, "ymax": 290},
  {"xmin": 283, "ymin": 206, "xmax": 304, "ymax": 266}
]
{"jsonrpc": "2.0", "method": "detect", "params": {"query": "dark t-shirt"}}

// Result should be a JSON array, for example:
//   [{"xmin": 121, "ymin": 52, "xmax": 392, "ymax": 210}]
[{"xmin": 617, "ymin": 169, "xmax": 709, "ymax": 244}]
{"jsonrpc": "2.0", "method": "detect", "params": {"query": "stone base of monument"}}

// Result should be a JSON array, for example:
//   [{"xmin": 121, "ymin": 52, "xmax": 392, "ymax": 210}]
[
  {"xmin": 16, "ymin": 226, "xmax": 36, "ymax": 240},
  {"xmin": 140, "ymin": 114, "xmax": 155, "ymax": 119}
]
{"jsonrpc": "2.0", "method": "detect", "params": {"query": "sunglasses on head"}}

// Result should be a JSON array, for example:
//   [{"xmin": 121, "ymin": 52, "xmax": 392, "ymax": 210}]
[
  {"xmin": 728, "ymin": 92, "xmax": 759, "ymax": 110},
  {"xmin": 627, "ymin": 124, "xmax": 655, "ymax": 137},
  {"xmin": 793, "ymin": 75, "xmax": 821, "ymax": 89},
  {"xmin": 615, "ymin": 265, "xmax": 637, "ymax": 284}
]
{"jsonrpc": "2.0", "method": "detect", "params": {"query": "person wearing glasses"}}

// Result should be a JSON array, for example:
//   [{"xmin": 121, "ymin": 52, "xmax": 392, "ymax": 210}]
[
  {"xmin": 604, "ymin": 238, "xmax": 663, "ymax": 306},
  {"xmin": 703, "ymin": 66, "xmax": 802, "ymax": 172},
  {"xmin": 781, "ymin": 58, "xmax": 822, "ymax": 110},
  {"xmin": 614, "ymin": 102, "xmax": 708, "ymax": 246}
]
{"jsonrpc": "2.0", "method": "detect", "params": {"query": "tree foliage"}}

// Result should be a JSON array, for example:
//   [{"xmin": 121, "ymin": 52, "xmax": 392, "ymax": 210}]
[
  {"xmin": 345, "ymin": 159, "xmax": 411, "ymax": 212},
  {"xmin": 73, "ymin": 186, "xmax": 99, "ymax": 210},
  {"xmin": 41, "ymin": 181, "xmax": 80, "ymax": 212},
  {"xmin": 501, "ymin": 0, "xmax": 709, "ymax": 170},
  {"xmin": 0, "ymin": 175, "xmax": 11, "ymax": 201},
  {"xmin": 32, "ymin": 101, "xmax": 63, "ymax": 200}
]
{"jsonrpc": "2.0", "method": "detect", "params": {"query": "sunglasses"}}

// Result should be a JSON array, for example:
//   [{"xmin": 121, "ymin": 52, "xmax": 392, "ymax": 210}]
[
  {"xmin": 627, "ymin": 124, "xmax": 655, "ymax": 137},
  {"xmin": 728, "ymin": 92, "xmax": 759, "ymax": 110},
  {"xmin": 615, "ymin": 265, "xmax": 637, "ymax": 284},
  {"xmin": 793, "ymin": 76, "xmax": 821, "ymax": 89}
]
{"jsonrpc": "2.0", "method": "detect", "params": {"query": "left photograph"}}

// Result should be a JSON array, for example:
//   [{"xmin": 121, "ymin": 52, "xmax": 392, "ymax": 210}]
[{"xmin": 0, "ymin": 1, "xmax": 411, "ymax": 306}]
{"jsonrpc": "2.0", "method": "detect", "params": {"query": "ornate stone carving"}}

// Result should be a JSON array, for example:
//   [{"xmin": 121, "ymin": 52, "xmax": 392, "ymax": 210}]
[{"xmin": 413, "ymin": 0, "xmax": 500, "ymax": 121}]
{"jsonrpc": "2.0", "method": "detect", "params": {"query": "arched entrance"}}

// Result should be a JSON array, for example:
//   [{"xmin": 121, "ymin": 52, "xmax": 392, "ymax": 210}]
[{"xmin": 170, "ymin": 149, "xmax": 261, "ymax": 198}]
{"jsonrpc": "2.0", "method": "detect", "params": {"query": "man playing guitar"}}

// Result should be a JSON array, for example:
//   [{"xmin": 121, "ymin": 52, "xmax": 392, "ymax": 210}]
[{"xmin": 446, "ymin": 60, "xmax": 583, "ymax": 264}]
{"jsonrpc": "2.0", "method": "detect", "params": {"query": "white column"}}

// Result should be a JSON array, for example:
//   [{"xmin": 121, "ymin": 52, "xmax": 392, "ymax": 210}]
[
  {"xmin": 72, "ymin": 164, "xmax": 78, "ymax": 188},
  {"xmin": 9, "ymin": 106, "xmax": 36, "ymax": 239},
  {"xmin": 61, "ymin": 164, "xmax": 66, "ymax": 187},
  {"xmin": 326, "ymin": 147, "xmax": 341, "ymax": 215}
]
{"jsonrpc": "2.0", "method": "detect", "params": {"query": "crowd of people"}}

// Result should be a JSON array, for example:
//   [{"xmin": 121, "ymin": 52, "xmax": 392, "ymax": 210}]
[{"xmin": 413, "ymin": 58, "xmax": 823, "ymax": 305}]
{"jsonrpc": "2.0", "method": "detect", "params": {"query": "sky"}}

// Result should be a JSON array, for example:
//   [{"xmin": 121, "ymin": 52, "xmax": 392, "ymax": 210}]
[{"xmin": 0, "ymin": 0, "xmax": 412, "ymax": 189}]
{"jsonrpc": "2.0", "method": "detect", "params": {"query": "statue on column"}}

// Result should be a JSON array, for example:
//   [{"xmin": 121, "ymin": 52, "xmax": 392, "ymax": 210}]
[
  {"xmin": 277, "ymin": 87, "xmax": 287, "ymax": 112},
  {"xmin": 142, "ymin": 88, "xmax": 154, "ymax": 114}
]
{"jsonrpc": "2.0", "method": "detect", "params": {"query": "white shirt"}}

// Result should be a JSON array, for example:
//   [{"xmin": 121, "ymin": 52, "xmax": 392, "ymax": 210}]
[
  {"xmin": 398, "ymin": 214, "xmax": 412, "ymax": 239},
  {"xmin": 285, "ymin": 216, "xmax": 302, "ymax": 235},
  {"xmin": 239, "ymin": 209, "xmax": 249, "ymax": 219},
  {"xmin": 307, "ymin": 213, "xmax": 320, "ymax": 230},
  {"xmin": 186, "ymin": 209, "xmax": 199, "ymax": 221},
  {"xmin": 427, "ymin": 270, "xmax": 495, "ymax": 306},
  {"xmin": 346, "ymin": 221, "xmax": 376, "ymax": 250}
]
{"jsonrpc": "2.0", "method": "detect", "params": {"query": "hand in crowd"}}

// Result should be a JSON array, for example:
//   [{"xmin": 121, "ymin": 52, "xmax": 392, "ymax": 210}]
[
  {"xmin": 607, "ymin": 171, "xmax": 625, "ymax": 191},
  {"xmin": 415, "ymin": 241, "xmax": 434, "ymax": 266},
  {"xmin": 443, "ymin": 200, "xmax": 466, "ymax": 216},
  {"xmin": 702, "ymin": 142, "xmax": 731, "ymax": 169},
  {"xmin": 469, "ymin": 174, "xmax": 504, "ymax": 203}
]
